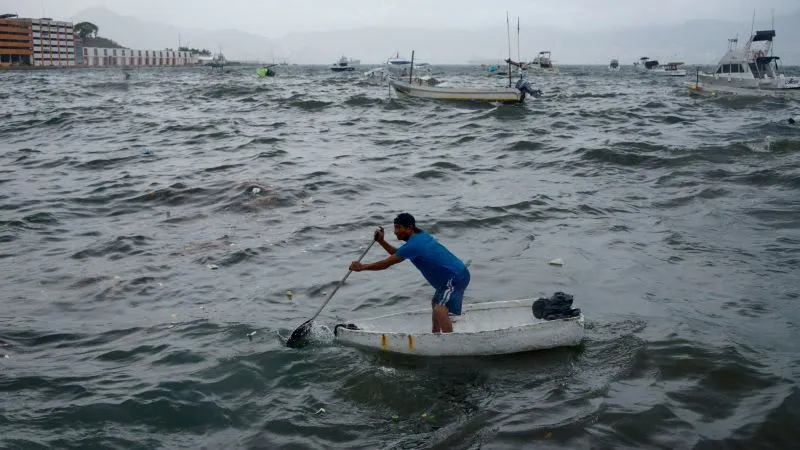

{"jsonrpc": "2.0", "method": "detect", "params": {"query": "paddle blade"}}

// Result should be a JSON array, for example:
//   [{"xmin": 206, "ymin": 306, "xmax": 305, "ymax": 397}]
[{"xmin": 286, "ymin": 320, "xmax": 314, "ymax": 348}]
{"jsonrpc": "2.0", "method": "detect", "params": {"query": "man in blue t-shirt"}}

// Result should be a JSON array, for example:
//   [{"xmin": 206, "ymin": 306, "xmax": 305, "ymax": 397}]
[{"xmin": 349, "ymin": 213, "xmax": 470, "ymax": 333}]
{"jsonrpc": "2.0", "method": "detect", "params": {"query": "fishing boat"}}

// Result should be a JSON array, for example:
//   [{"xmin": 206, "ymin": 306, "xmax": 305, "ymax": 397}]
[
  {"xmin": 609, "ymin": 59, "xmax": 620, "ymax": 71},
  {"xmin": 330, "ymin": 55, "xmax": 357, "ymax": 72},
  {"xmin": 696, "ymin": 29, "xmax": 800, "ymax": 91},
  {"xmin": 389, "ymin": 18, "xmax": 541, "ymax": 104},
  {"xmin": 208, "ymin": 53, "xmax": 226, "ymax": 69},
  {"xmin": 529, "ymin": 51, "xmax": 559, "ymax": 73},
  {"xmin": 390, "ymin": 50, "xmax": 539, "ymax": 103},
  {"xmin": 334, "ymin": 298, "xmax": 585, "ymax": 356}
]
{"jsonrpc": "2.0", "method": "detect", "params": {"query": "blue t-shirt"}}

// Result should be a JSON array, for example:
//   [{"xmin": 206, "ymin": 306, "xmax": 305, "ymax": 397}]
[{"xmin": 396, "ymin": 232, "xmax": 466, "ymax": 289}]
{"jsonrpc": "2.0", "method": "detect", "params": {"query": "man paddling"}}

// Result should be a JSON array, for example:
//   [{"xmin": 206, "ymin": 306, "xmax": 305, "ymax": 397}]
[{"xmin": 349, "ymin": 213, "xmax": 470, "ymax": 333}]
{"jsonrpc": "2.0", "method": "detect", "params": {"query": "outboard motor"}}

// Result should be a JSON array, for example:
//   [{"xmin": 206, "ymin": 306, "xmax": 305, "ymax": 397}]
[{"xmin": 515, "ymin": 78, "xmax": 542, "ymax": 98}]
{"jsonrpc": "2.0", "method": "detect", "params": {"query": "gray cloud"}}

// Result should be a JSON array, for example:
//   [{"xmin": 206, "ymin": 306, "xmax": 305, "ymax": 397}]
[{"xmin": 3, "ymin": 0, "xmax": 797, "ymax": 37}]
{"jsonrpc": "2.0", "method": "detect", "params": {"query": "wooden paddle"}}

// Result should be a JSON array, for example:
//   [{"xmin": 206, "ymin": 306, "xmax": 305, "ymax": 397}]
[{"xmin": 286, "ymin": 239, "xmax": 377, "ymax": 348}]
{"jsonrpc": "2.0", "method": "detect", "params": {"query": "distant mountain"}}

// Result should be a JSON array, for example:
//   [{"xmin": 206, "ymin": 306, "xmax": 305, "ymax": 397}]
[
  {"xmin": 71, "ymin": 7, "xmax": 800, "ymax": 65},
  {"xmin": 70, "ymin": 7, "xmax": 282, "ymax": 62},
  {"xmin": 82, "ymin": 36, "xmax": 125, "ymax": 49}
]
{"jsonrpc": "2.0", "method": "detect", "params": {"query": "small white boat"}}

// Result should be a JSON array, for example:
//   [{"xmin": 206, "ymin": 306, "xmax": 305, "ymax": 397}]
[
  {"xmin": 696, "ymin": 29, "xmax": 800, "ymax": 92},
  {"xmin": 390, "ymin": 77, "xmax": 538, "ymax": 103},
  {"xmin": 334, "ymin": 298, "xmax": 585, "ymax": 356}
]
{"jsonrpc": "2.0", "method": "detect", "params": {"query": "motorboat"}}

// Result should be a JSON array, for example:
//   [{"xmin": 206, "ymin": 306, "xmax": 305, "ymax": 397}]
[
  {"xmin": 652, "ymin": 61, "xmax": 687, "ymax": 76},
  {"xmin": 331, "ymin": 55, "xmax": 357, "ymax": 72}
]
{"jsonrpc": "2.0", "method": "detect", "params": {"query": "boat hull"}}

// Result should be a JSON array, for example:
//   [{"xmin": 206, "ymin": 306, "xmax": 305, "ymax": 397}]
[
  {"xmin": 390, "ymin": 79, "xmax": 523, "ymax": 103},
  {"xmin": 331, "ymin": 66, "xmax": 355, "ymax": 72},
  {"xmin": 697, "ymin": 73, "xmax": 800, "ymax": 91},
  {"xmin": 334, "ymin": 299, "xmax": 585, "ymax": 356}
]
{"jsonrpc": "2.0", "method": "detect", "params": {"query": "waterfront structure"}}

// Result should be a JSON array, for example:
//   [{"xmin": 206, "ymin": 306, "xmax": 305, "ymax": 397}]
[
  {"xmin": 0, "ymin": 14, "xmax": 32, "ymax": 66},
  {"xmin": 82, "ymin": 47, "xmax": 196, "ymax": 67},
  {"xmin": 29, "ymin": 18, "xmax": 77, "ymax": 67}
]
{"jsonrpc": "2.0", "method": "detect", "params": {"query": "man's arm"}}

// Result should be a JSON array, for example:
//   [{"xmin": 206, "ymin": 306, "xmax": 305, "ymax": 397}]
[
  {"xmin": 374, "ymin": 227, "xmax": 397, "ymax": 255},
  {"xmin": 350, "ymin": 255, "xmax": 403, "ymax": 272}
]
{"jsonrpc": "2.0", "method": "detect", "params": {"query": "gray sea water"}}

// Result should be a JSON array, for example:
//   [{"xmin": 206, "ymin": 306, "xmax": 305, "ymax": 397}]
[{"xmin": 1, "ymin": 64, "xmax": 799, "ymax": 449}]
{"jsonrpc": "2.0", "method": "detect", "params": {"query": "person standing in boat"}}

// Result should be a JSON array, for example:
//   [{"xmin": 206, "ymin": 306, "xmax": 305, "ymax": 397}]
[{"xmin": 349, "ymin": 213, "xmax": 470, "ymax": 333}]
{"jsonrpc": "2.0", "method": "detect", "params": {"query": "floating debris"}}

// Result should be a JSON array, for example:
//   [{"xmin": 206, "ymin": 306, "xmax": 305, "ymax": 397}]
[
  {"xmin": 251, "ymin": 187, "xmax": 262, "ymax": 195},
  {"xmin": 548, "ymin": 258, "xmax": 564, "ymax": 267},
  {"xmin": 206, "ymin": 264, "xmax": 219, "ymax": 270},
  {"xmin": 248, "ymin": 331, "xmax": 257, "ymax": 341},
  {"xmin": 286, "ymin": 289, "xmax": 293, "ymax": 300},
  {"xmin": 391, "ymin": 415, "xmax": 399, "ymax": 422},
  {"xmin": 314, "ymin": 408, "xmax": 326, "ymax": 415}
]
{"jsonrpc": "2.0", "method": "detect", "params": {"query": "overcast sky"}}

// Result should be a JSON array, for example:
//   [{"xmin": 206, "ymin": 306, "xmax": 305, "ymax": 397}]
[{"xmin": 1, "ymin": 0, "xmax": 797, "ymax": 37}]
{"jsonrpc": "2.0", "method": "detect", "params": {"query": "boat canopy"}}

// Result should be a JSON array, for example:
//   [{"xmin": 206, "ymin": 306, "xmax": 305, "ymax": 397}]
[
  {"xmin": 756, "ymin": 56, "xmax": 779, "ymax": 64},
  {"xmin": 753, "ymin": 30, "xmax": 776, "ymax": 42},
  {"xmin": 644, "ymin": 60, "xmax": 660, "ymax": 69}
]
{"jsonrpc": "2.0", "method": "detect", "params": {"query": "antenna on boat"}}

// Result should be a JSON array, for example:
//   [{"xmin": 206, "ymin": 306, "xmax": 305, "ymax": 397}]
[
  {"xmin": 750, "ymin": 10, "xmax": 755, "ymax": 40},
  {"xmin": 506, "ymin": 12, "xmax": 512, "ymax": 88},
  {"xmin": 516, "ymin": 16, "xmax": 521, "ymax": 77}
]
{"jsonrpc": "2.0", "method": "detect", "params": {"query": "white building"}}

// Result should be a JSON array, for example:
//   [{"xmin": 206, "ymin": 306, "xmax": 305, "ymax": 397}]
[
  {"xmin": 29, "ymin": 18, "xmax": 76, "ymax": 67},
  {"xmin": 82, "ymin": 47, "xmax": 197, "ymax": 67}
]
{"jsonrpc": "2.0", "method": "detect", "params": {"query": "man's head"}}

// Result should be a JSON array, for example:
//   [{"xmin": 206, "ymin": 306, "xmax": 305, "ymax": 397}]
[{"xmin": 393, "ymin": 213, "xmax": 421, "ymax": 241}]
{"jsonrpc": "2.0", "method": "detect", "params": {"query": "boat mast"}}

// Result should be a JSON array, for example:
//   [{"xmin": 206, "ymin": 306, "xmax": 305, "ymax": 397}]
[{"xmin": 506, "ymin": 12, "xmax": 512, "ymax": 87}]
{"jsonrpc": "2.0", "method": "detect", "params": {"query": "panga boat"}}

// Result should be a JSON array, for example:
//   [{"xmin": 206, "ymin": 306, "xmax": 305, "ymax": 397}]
[
  {"xmin": 334, "ymin": 298, "xmax": 585, "ymax": 356},
  {"xmin": 390, "ymin": 78, "xmax": 539, "ymax": 103}
]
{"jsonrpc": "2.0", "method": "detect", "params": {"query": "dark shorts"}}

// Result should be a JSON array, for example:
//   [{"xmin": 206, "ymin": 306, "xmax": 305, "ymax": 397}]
[{"xmin": 431, "ymin": 270, "xmax": 470, "ymax": 315}]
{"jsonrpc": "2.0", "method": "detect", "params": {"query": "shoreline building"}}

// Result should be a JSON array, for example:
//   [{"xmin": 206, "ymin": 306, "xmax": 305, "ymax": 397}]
[
  {"xmin": 29, "ymin": 17, "xmax": 77, "ymax": 67},
  {"xmin": 82, "ymin": 47, "xmax": 196, "ymax": 67},
  {"xmin": 0, "ymin": 14, "xmax": 32, "ymax": 66}
]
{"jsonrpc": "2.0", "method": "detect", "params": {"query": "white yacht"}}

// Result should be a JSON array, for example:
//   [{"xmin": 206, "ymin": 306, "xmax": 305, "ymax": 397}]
[
  {"xmin": 696, "ymin": 29, "xmax": 800, "ymax": 91},
  {"xmin": 634, "ymin": 57, "xmax": 658, "ymax": 70}
]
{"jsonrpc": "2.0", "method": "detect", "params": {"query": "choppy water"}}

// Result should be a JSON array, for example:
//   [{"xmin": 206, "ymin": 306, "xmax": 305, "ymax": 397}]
[{"xmin": 1, "ymin": 64, "xmax": 800, "ymax": 449}]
